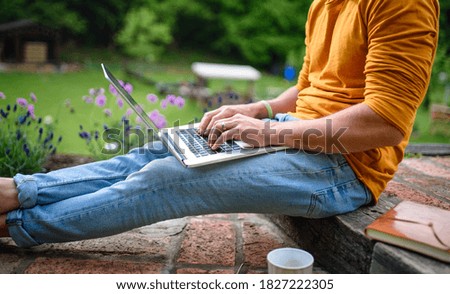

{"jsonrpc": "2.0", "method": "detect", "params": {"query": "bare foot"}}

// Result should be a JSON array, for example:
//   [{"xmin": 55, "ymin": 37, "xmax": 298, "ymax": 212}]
[
  {"xmin": 0, "ymin": 214, "xmax": 10, "ymax": 237},
  {"xmin": 0, "ymin": 178, "xmax": 19, "ymax": 214}
]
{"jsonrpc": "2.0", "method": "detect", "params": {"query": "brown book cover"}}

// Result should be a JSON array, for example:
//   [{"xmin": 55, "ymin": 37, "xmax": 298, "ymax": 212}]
[{"xmin": 365, "ymin": 200, "xmax": 450, "ymax": 263}]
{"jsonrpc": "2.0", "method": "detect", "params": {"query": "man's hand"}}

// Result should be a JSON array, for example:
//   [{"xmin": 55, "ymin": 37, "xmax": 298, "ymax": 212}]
[
  {"xmin": 206, "ymin": 114, "xmax": 275, "ymax": 150},
  {"xmin": 197, "ymin": 103, "xmax": 264, "ymax": 136}
]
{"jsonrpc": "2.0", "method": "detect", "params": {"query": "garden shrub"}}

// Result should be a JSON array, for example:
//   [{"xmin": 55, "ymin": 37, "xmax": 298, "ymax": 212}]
[{"xmin": 0, "ymin": 92, "xmax": 62, "ymax": 177}]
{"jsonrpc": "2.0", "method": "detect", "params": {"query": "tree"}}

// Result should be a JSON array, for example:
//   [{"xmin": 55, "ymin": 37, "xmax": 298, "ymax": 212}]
[
  {"xmin": 218, "ymin": 0, "xmax": 309, "ymax": 69},
  {"xmin": 0, "ymin": 0, "xmax": 86, "ymax": 34},
  {"xmin": 63, "ymin": 0, "xmax": 135, "ymax": 46},
  {"xmin": 0, "ymin": 0, "xmax": 136, "ymax": 46},
  {"xmin": 115, "ymin": 5, "xmax": 173, "ymax": 62},
  {"xmin": 167, "ymin": 0, "xmax": 310, "ymax": 69}
]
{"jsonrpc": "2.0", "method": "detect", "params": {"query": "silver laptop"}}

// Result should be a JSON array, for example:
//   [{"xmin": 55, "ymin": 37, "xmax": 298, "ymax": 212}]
[{"xmin": 101, "ymin": 63, "xmax": 287, "ymax": 167}]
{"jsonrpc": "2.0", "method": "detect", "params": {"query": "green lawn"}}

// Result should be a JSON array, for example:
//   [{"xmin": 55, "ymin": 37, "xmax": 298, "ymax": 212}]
[{"xmin": 0, "ymin": 68, "xmax": 202, "ymax": 155}]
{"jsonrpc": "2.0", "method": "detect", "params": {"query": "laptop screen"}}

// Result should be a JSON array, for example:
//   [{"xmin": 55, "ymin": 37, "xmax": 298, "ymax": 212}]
[{"xmin": 101, "ymin": 63, "xmax": 159, "ymax": 131}]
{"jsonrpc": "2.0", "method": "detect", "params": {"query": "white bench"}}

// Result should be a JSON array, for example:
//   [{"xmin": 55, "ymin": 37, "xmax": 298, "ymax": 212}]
[{"xmin": 191, "ymin": 62, "xmax": 261, "ymax": 97}]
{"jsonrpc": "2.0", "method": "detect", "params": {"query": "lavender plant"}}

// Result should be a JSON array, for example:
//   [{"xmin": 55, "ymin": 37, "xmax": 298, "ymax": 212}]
[
  {"xmin": 76, "ymin": 81, "xmax": 185, "ymax": 160},
  {"xmin": 0, "ymin": 92, "xmax": 62, "ymax": 176}
]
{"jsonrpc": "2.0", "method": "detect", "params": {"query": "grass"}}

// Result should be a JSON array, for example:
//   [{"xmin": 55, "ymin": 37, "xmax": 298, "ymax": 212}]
[
  {"xmin": 0, "ymin": 69, "xmax": 204, "ymax": 155},
  {"xmin": 1, "ymin": 48, "xmax": 448, "ymax": 157}
]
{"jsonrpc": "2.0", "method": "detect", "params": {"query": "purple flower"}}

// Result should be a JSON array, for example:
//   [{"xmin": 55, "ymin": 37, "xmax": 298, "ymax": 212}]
[
  {"xmin": 0, "ymin": 92, "xmax": 6, "ymax": 99},
  {"xmin": 148, "ymin": 110, "xmax": 160, "ymax": 121},
  {"xmin": 116, "ymin": 98, "xmax": 124, "ymax": 108},
  {"xmin": 18, "ymin": 115, "xmax": 27, "ymax": 125},
  {"xmin": 79, "ymin": 131, "xmax": 91, "ymax": 140},
  {"xmin": 155, "ymin": 116, "xmax": 167, "ymax": 129},
  {"xmin": 124, "ymin": 82, "xmax": 133, "ymax": 94},
  {"xmin": 136, "ymin": 104, "xmax": 144, "ymax": 114},
  {"xmin": 125, "ymin": 108, "xmax": 133, "ymax": 118},
  {"xmin": 117, "ymin": 80, "xmax": 133, "ymax": 94},
  {"xmin": 22, "ymin": 144, "xmax": 30, "ymax": 156},
  {"xmin": 104, "ymin": 108, "xmax": 112, "ymax": 117},
  {"xmin": 146, "ymin": 93, "xmax": 158, "ymax": 103},
  {"xmin": 89, "ymin": 88, "xmax": 96, "ymax": 96},
  {"xmin": 160, "ymin": 99, "xmax": 168, "ymax": 109},
  {"xmin": 175, "ymin": 96, "xmax": 185, "ymax": 109},
  {"xmin": 47, "ymin": 132, "xmax": 54, "ymax": 141},
  {"xmin": 27, "ymin": 104, "xmax": 36, "ymax": 119},
  {"xmin": 84, "ymin": 97, "xmax": 94, "ymax": 104},
  {"xmin": 16, "ymin": 98, "xmax": 28, "ymax": 108},
  {"xmin": 166, "ymin": 94, "xmax": 177, "ymax": 105},
  {"xmin": 95, "ymin": 94, "xmax": 107, "ymax": 107},
  {"xmin": 109, "ymin": 84, "xmax": 118, "ymax": 96},
  {"xmin": 148, "ymin": 110, "xmax": 167, "ymax": 129},
  {"xmin": 30, "ymin": 92, "xmax": 37, "ymax": 103}
]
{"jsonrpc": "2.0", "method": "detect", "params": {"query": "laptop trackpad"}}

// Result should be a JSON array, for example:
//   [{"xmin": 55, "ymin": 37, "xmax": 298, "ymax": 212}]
[{"xmin": 234, "ymin": 140, "xmax": 255, "ymax": 149}]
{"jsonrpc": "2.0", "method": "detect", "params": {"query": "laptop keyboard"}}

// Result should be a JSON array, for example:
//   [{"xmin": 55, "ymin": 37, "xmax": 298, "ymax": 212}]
[{"xmin": 177, "ymin": 128, "xmax": 241, "ymax": 157}]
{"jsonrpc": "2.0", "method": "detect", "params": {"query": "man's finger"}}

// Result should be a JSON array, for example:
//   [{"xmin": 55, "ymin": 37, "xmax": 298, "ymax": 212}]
[
  {"xmin": 198, "ymin": 109, "xmax": 220, "ymax": 134},
  {"xmin": 210, "ymin": 128, "xmax": 240, "ymax": 150}
]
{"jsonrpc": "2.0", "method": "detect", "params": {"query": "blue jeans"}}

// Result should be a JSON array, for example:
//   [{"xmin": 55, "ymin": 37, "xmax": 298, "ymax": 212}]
[{"xmin": 6, "ymin": 114, "xmax": 372, "ymax": 248}]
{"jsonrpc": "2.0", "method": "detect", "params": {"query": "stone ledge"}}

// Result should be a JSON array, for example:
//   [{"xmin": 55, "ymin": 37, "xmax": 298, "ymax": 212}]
[
  {"xmin": 405, "ymin": 143, "xmax": 450, "ymax": 156},
  {"xmin": 266, "ymin": 194, "xmax": 401, "ymax": 273},
  {"xmin": 370, "ymin": 242, "xmax": 450, "ymax": 274},
  {"xmin": 267, "ymin": 194, "xmax": 450, "ymax": 274}
]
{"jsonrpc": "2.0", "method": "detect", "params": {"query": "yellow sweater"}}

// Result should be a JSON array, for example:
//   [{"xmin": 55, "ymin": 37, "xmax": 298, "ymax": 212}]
[{"xmin": 291, "ymin": 0, "xmax": 439, "ymax": 201}]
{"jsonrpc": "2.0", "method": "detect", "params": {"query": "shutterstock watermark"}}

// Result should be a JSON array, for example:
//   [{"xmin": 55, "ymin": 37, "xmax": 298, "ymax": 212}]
[
  {"xmin": 300, "ymin": 119, "xmax": 348, "ymax": 154},
  {"xmin": 98, "ymin": 119, "xmax": 348, "ymax": 156},
  {"xmin": 100, "ymin": 123, "xmax": 160, "ymax": 155}
]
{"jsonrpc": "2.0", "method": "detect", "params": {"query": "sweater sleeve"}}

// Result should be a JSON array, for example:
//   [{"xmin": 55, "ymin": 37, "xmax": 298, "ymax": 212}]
[
  {"xmin": 361, "ymin": 0, "xmax": 439, "ymax": 136},
  {"xmin": 296, "ymin": 5, "xmax": 313, "ymax": 92}
]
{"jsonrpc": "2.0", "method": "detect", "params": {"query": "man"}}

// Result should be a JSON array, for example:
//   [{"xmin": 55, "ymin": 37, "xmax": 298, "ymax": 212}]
[{"xmin": 0, "ymin": 0, "xmax": 439, "ymax": 247}]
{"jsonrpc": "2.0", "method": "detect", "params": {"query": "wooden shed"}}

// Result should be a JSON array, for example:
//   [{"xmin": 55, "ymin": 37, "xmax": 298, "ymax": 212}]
[{"xmin": 0, "ymin": 19, "xmax": 60, "ymax": 64}]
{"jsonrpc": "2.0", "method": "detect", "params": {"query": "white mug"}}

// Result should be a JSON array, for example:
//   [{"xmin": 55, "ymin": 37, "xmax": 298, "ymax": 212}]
[{"xmin": 267, "ymin": 247, "xmax": 314, "ymax": 274}]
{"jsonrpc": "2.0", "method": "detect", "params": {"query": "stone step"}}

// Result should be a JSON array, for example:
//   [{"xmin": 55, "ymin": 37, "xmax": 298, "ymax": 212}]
[
  {"xmin": 405, "ymin": 143, "xmax": 450, "ymax": 156},
  {"xmin": 267, "ymin": 194, "xmax": 401, "ymax": 273},
  {"xmin": 370, "ymin": 243, "xmax": 450, "ymax": 274},
  {"xmin": 268, "ymin": 194, "xmax": 450, "ymax": 274}
]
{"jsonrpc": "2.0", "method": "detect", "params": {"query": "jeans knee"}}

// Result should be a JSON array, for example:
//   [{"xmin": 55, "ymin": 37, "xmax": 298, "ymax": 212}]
[{"xmin": 307, "ymin": 180, "xmax": 372, "ymax": 218}]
